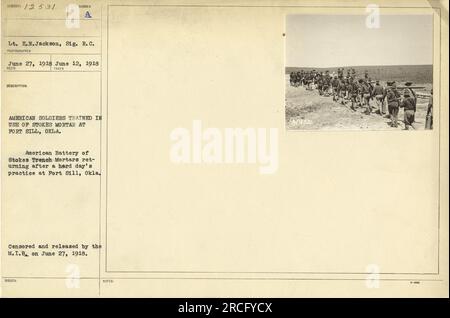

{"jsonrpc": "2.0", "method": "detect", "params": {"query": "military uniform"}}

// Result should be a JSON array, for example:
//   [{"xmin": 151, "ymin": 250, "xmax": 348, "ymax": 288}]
[
  {"xmin": 338, "ymin": 79, "xmax": 346, "ymax": 103},
  {"xmin": 404, "ymin": 82, "xmax": 417, "ymax": 105},
  {"xmin": 361, "ymin": 81, "xmax": 372, "ymax": 113},
  {"xmin": 345, "ymin": 80, "xmax": 352, "ymax": 100},
  {"xmin": 386, "ymin": 84, "xmax": 401, "ymax": 127},
  {"xmin": 372, "ymin": 82, "xmax": 385, "ymax": 115},
  {"xmin": 317, "ymin": 77, "xmax": 323, "ymax": 95},
  {"xmin": 331, "ymin": 77, "xmax": 339, "ymax": 101},
  {"xmin": 349, "ymin": 80, "xmax": 359, "ymax": 110},
  {"xmin": 425, "ymin": 90, "xmax": 433, "ymax": 129},
  {"xmin": 296, "ymin": 72, "xmax": 301, "ymax": 86},
  {"xmin": 400, "ymin": 94, "xmax": 416, "ymax": 130}
]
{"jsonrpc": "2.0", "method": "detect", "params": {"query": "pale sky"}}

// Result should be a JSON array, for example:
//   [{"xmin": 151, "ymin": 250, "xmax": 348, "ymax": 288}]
[{"xmin": 286, "ymin": 14, "xmax": 433, "ymax": 68}]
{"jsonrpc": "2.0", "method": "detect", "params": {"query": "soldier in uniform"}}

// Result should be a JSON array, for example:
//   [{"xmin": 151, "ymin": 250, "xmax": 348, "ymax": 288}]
[
  {"xmin": 345, "ymin": 77, "xmax": 352, "ymax": 100},
  {"xmin": 358, "ymin": 79, "xmax": 365, "ymax": 107},
  {"xmin": 372, "ymin": 80, "xmax": 386, "ymax": 115},
  {"xmin": 361, "ymin": 79, "xmax": 372, "ymax": 114},
  {"xmin": 349, "ymin": 78, "xmax": 359, "ymax": 111},
  {"xmin": 339, "ymin": 77, "xmax": 347, "ymax": 104},
  {"xmin": 322, "ymin": 74, "xmax": 331, "ymax": 96},
  {"xmin": 317, "ymin": 75, "xmax": 324, "ymax": 95},
  {"xmin": 386, "ymin": 82, "xmax": 402, "ymax": 127},
  {"xmin": 425, "ymin": 89, "xmax": 433, "ymax": 129},
  {"xmin": 290, "ymin": 72, "xmax": 296, "ymax": 86},
  {"xmin": 338, "ymin": 77, "xmax": 346, "ymax": 103},
  {"xmin": 337, "ymin": 77, "xmax": 341, "ymax": 98},
  {"xmin": 400, "ymin": 89, "xmax": 416, "ymax": 130},
  {"xmin": 296, "ymin": 71, "xmax": 301, "ymax": 87},
  {"xmin": 307, "ymin": 73, "xmax": 314, "ymax": 90},
  {"xmin": 404, "ymin": 82, "xmax": 417, "ymax": 105},
  {"xmin": 331, "ymin": 76, "xmax": 339, "ymax": 101}
]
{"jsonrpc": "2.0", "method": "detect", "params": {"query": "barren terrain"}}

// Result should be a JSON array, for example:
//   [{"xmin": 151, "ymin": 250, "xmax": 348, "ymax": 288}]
[{"xmin": 285, "ymin": 76, "xmax": 432, "ymax": 131}]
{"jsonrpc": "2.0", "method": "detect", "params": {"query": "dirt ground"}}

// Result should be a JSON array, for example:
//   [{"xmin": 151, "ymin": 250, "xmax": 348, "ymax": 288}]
[{"xmin": 285, "ymin": 76, "xmax": 432, "ymax": 131}]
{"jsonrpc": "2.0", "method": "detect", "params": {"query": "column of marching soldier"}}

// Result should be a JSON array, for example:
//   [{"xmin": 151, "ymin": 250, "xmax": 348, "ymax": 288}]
[{"xmin": 289, "ymin": 68, "xmax": 433, "ymax": 130}]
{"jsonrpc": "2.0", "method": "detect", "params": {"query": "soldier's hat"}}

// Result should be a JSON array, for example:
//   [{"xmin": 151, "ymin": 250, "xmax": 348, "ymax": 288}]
[
  {"xmin": 405, "ymin": 82, "xmax": 413, "ymax": 86},
  {"xmin": 386, "ymin": 81, "xmax": 393, "ymax": 86}
]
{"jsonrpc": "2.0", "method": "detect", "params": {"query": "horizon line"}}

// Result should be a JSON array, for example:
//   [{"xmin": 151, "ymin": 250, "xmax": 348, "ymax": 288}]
[{"xmin": 286, "ymin": 64, "xmax": 433, "ymax": 69}]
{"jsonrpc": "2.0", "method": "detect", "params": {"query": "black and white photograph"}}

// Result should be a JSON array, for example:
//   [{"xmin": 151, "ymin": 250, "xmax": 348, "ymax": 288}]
[{"xmin": 285, "ymin": 14, "xmax": 434, "ymax": 130}]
